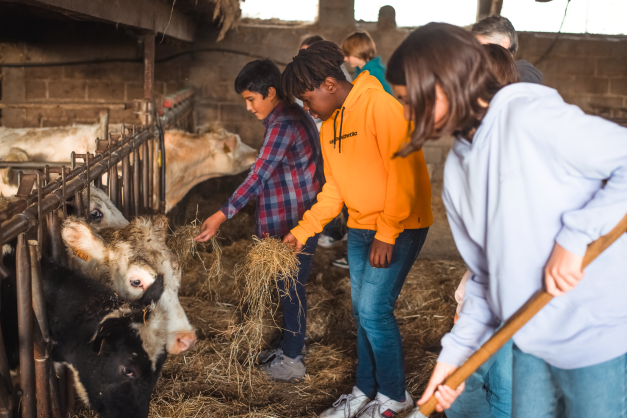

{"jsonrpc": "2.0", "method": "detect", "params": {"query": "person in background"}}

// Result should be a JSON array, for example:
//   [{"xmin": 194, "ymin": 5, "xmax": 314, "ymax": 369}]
[
  {"xmin": 393, "ymin": 22, "xmax": 627, "ymax": 417},
  {"xmin": 194, "ymin": 59, "xmax": 324, "ymax": 383},
  {"xmin": 471, "ymin": 15, "xmax": 542, "ymax": 84},
  {"xmin": 341, "ymin": 30, "xmax": 393, "ymax": 95},
  {"xmin": 282, "ymin": 40, "xmax": 433, "ymax": 418},
  {"xmin": 444, "ymin": 43, "xmax": 520, "ymax": 418}
]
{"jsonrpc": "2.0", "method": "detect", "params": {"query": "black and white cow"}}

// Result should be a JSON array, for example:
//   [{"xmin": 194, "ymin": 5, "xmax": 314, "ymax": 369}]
[{"xmin": 1, "ymin": 252, "xmax": 166, "ymax": 418}]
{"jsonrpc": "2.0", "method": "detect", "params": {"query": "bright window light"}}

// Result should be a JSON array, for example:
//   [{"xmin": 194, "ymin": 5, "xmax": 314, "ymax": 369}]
[
  {"xmin": 241, "ymin": 0, "xmax": 319, "ymax": 22},
  {"xmin": 355, "ymin": 0, "xmax": 476, "ymax": 28},
  {"xmin": 502, "ymin": 0, "xmax": 627, "ymax": 35}
]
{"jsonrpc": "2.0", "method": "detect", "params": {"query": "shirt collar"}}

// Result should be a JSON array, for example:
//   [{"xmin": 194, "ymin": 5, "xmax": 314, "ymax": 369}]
[{"xmin": 263, "ymin": 100, "xmax": 286, "ymax": 127}]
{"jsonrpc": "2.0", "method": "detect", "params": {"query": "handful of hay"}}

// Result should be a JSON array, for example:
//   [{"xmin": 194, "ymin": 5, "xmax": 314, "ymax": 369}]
[
  {"xmin": 165, "ymin": 216, "xmax": 223, "ymax": 295},
  {"xmin": 227, "ymin": 236, "xmax": 301, "ymax": 389}
]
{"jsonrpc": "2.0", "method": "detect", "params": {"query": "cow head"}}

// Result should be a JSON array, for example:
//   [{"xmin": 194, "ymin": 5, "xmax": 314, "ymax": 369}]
[
  {"xmin": 61, "ymin": 216, "xmax": 196, "ymax": 354},
  {"xmin": 47, "ymin": 265, "xmax": 167, "ymax": 418},
  {"xmin": 84, "ymin": 185, "xmax": 129, "ymax": 230}
]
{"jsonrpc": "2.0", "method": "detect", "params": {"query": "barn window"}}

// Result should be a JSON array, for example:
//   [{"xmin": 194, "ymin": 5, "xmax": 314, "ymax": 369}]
[
  {"xmin": 354, "ymin": 0, "xmax": 476, "ymax": 27},
  {"xmin": 502, "ymin": 0, "xmax": 627, "ymax": 35},
  {"xmin": 241, "ymin": 0, "xmax": 319, "ymax": 22}
]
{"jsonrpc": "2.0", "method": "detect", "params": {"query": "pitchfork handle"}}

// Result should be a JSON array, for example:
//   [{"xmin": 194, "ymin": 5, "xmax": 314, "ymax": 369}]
[{"xmin": 419, "ymin": 212, "xmax": 627, "ymax": 416}]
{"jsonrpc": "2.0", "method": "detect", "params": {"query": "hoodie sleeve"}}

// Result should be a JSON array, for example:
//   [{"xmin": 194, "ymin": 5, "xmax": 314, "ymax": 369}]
[
  {"xmin": 291, "ymin": 143, "xmax": 345, "ymax": 245},
  {"xmin": 372, "ymin": 99, "xmax": 418, "ymax": 244}
]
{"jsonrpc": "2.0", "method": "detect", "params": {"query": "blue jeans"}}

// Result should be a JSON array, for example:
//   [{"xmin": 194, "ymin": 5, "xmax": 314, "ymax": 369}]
[
  {"xmin": 512, "ymin": 344, "xmax": 627, "ymax": 418},
  {"xmin": 277, "ymin": 234, "xmax": 318, "ymax": 358},
  {"xmin": 348, "ymin": 227, "xmax": 429, "ymax": 401},
  {"xmin": 446, "ymin": 339, "xmax": 513, "ymax": 418}
]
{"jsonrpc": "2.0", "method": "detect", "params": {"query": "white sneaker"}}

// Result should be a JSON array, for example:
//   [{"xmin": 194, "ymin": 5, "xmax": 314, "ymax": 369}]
[
  {"xmin": 321, "ymin": 388, "xmax": 371, "ymax": 418},
  {"xmin": 318, "ymin": 234, "xmax": 343, "ymax": 248},
  {"xmin": 357, "ymin": 391, "xmax": 414, "ymax": 417}
]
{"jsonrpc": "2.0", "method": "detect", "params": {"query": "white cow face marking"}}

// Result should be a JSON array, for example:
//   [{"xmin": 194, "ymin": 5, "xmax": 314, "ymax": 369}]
[{"xmin": 86, "ymin": 185, "xmax": 129, "ymax": 230}]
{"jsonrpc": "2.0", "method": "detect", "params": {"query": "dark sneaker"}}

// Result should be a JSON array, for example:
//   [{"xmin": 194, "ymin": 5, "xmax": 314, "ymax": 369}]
[
  {"xmin": 332, "ymin": 256, "xmax": 350, "ymax": 269},
  {"xmin": 357, "ymin": 391, "xmax": 413, "ymax": 417},
  {"xmin": 260, "ymin": 354, "xmax": 305, "ymax": 383}
]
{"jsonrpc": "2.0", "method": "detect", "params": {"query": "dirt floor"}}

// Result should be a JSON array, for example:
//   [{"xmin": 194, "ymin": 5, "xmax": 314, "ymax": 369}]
[{"xmin": 80, "ymin": 175, "xmax": 465, "ymax": 418}]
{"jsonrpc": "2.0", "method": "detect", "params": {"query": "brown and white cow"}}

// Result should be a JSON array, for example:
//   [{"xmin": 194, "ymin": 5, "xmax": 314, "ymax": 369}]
[
  {"xmin": 83, "ymin": 185, "xmax": 129, "ymax": 230},
  {"xmin": 62, "ymin": 216, "xmax": 196, "ymax": 355}
]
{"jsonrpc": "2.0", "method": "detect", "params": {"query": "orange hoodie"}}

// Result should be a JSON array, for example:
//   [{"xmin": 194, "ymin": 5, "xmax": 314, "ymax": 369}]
[{"xmin": 291, "ymin": 72, "xmax": 433, "ymax": 245}]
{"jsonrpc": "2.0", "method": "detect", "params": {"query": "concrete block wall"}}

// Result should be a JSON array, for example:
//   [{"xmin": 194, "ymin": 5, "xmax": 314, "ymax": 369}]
[{"xmin": 517, "ymin": 32, "xmax": 627, "ymax": 118}]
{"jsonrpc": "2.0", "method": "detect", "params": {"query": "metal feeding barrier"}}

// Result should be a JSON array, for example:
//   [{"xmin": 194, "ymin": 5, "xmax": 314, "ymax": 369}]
[{"xmin": 0, "ymin": 89, "xmax": 194, "ymax": 418}]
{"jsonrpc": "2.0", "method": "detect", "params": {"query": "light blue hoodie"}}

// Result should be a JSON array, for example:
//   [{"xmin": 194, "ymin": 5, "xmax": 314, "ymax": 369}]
[{"xmin": 439, "ymin": 83, "xmax": 627, "ymax": 370}]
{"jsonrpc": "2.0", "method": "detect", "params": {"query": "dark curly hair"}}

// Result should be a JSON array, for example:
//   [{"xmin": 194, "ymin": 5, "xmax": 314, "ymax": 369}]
[{"xmin": 281, "ymin": 40, "xmax": 346, "ymax": 102}]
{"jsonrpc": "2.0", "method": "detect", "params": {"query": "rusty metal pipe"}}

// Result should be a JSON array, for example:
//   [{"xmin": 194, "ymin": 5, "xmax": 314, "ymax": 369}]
[
  {"xmin": 17, "ymin": 233, "xmax": 36, "ymax": 418},
  {"xmin": 48, "ymin": 210, "xmax": 66, "ymax": 267},
  {"xmin": 133, "ymin": 145, "xmax": 141, "ymax": 216},
  {"xmin": 148, "ymin": 138, "xmax": 154, "ymax": 211},
  {"xmin": 142, "ymin": 143, "xmax": 149, "ymax": 212},
  {"xmin": 48, "ymin": 363, "xmax": 63, "ymax": 418},
  {"xmin": 122, "ymin": 148, "xmax": 131, "ymax": 220}
]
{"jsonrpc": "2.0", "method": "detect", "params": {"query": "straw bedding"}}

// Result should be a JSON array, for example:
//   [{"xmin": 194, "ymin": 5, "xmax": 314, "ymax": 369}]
[{"xmin": 74, "ymin": 192, "xmax": 463, "ymax": 418}]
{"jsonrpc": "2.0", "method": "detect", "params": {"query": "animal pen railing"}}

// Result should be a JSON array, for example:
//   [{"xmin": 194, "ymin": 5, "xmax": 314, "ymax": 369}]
[{"xmin": 0, "ymin": 88, "xmax": 194, "ymax": 418}]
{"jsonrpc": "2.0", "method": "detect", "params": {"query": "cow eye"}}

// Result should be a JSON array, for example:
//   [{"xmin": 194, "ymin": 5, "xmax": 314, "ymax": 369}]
[
  {"xmin": 89, "ymin": 209, "xmax": 103, "ymax": 221},
  {"xmin": 130, "ymin": 279, "xmax": 142, "ymax": 288},
  {"xmin": 121, "ymin": 366, "xmax": 134, "ymax": 378}
]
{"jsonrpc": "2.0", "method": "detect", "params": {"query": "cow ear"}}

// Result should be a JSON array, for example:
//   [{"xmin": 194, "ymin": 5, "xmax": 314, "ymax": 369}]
[
  {"xmin": 92, "ymin": 317, "xmax": 126, "ymax": 354},
  {"xmin": 151, "ymin": 215, "xmax": 169, "ymax": 242},
  {"xmin": 61, "ymin": 217, "xmax": 106, "ymax": 262}
]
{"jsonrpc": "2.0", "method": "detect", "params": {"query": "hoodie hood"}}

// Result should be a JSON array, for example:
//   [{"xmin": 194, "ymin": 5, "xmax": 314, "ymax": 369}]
[{"xmin": 331, "ymin": 72, "xmax": 386, "ymax": 152}]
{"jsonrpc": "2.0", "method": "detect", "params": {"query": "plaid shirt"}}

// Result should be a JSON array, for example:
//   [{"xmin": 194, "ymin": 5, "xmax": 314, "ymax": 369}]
[{"xmin": 221, "ymin": 101, "xmax": 324, "ymax": 238}]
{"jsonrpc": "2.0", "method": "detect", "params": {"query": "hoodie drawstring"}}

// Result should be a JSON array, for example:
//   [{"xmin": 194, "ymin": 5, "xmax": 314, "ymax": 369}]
[
  {"xmin": 338, "ymin": 107, "xmax": 345, "ymax": 153},
  {"xmin": 333, "ymin": 107, "xmax": 346, "ymax": 153}
]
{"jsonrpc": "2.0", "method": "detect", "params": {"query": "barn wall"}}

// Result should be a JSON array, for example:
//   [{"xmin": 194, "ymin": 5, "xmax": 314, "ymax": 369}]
[
  {"xmin": 0, "ymin": 10, "xmax": 191, "ymax": 129},
  {"xmin": 517, "ymin": 32, "xmax": 627, "ymax": 119}
]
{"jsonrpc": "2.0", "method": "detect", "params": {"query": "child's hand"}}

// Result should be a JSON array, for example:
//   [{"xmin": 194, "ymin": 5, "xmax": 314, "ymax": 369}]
[
  {"xmin": 545, "ymin": 242, "xmax": 584, "ymax": 296},
  {"xmin": 283, "ymin": 233, "xmax": 304, "ymax": 253},
  {"xmin": 417, "ymin": 361, "xmax": 464, "ymax": 412},
  {"xmin": 370, "ymin": 238, "xmax": 394, "ymax": 268},
  {"xmin": 194, "ymin": 211, "xmax": 227, "ymax": 242}
]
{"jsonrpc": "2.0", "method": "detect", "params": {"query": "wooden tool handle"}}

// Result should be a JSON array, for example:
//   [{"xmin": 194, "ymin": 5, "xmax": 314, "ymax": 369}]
[{"xmin": 419, "ymin": 212, "xmax": 627, "ymax": 416}]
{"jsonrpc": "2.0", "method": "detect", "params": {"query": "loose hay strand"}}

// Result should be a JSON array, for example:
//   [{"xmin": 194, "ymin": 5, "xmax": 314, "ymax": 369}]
[{"xmin": 227, "ymin": 236, "xmax": 301, "ymax": 390}]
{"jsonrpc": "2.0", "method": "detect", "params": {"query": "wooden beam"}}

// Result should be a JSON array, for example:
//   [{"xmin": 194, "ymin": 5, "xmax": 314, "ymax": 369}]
[{"xmin": 13, "ymin": 0, "xmax": 194, "ymax": 42}]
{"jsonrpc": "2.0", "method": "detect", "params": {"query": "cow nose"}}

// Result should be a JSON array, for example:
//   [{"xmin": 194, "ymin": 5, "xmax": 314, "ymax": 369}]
[{"xmin": 169, "ymin": 331, "xmax": 197, "ymax": 354}]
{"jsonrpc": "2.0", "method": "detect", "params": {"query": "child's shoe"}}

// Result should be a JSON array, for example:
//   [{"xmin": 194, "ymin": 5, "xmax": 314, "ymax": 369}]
[
  {"xmin": 320, "ymin": 387, "xmax": 370, "ymax": 418},
  {"xmin": 357, "ymin": 391, "xmax": 413, "ymax": 417},
  {"xmin": 260, "ymin": 353, "xmax": 305, "ymax": 383}
]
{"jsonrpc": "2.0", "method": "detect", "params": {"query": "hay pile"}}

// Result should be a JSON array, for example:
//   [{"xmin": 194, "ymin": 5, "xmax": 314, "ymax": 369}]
[{"xmin": 227, "ymin": 237, "xmax": 300, "ymax": 389}]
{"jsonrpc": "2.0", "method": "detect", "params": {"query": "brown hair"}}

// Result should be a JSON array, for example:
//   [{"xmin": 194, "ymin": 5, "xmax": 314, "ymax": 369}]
[
  {"xmin": 300, "ymin": 34, "xmax": 324, "ymax": 50},
  {"xmin": 396, "ymin": 22, "xmax": 501, "ymax": 156},
  {"xmin": 341, "ymin": 31, "xmax": 376, "ymax": 62},
  {"xmin": 483, "ymin": 44, "xmax": 520, "ymax": 85}
]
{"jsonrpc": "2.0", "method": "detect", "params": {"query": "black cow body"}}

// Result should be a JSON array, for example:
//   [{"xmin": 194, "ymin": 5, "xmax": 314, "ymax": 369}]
[{"xmin": 1, "ymin": 253, "xmax": 167, "ymax": 418}]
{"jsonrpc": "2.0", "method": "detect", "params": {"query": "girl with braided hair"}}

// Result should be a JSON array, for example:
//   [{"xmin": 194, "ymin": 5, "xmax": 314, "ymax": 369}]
[{"xmin": 282, "ymin": 41, "xmax": 433, "ymax": 418}]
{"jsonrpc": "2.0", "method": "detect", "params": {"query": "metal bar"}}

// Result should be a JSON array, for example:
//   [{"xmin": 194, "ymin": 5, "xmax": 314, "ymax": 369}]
[
  {"xmin": 29, "ymin": 243, "xmax": 51, "ymax": 418},
  {"xmin": 133, "ymin": 145, "xmax": 141, "ymax": 216},
  {"xmin": 148, "ymin": 138, "xmax": 154, "ymax": 211},
  {"xmin": 122, "ymin": 146, "xmax": 131, "ymax": 219},
  {"xmin": 144, "ymin": 33, "xmax": 155, "ymax": 102},
  {"xmin": 85, "ymin": 153, "xmax": 91, "ymax": 219},
  {"xmin": 47, "ymin": 363, "xmax": 63, "ymax": 418},
  {"xmin": 36, "ymin": 174, "xmax": 42, "ymax": 254},
  {"xmin": 48, "ymin": 210, "xmax": 66, "ymax": 267},
  {"xmin": 0, "ymin": 102, "xmax": 129, "ymax": 110},
  {"xmin": 99, "ymin": 110, "xmax": 109, "ymax": 142},
  {"xmin": 65, "ymin": 368, "xmax": 75, "ymax": 416},
  {"xmin": 0, "ymin": 315, "xmax": 14, "ymax": 398},
  {"xmin": 142, "ymin": 143, "xmax": 149, "ymax": 211},
  {"xmin": 17, "ymin": 233, "xmax": 36, "ymax": 418}
]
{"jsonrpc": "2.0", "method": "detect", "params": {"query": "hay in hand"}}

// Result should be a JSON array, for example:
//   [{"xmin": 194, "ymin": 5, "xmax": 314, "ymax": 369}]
[{"xmin": 227, "ymin": 236, "xmax": 300, "ymax": 390}]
